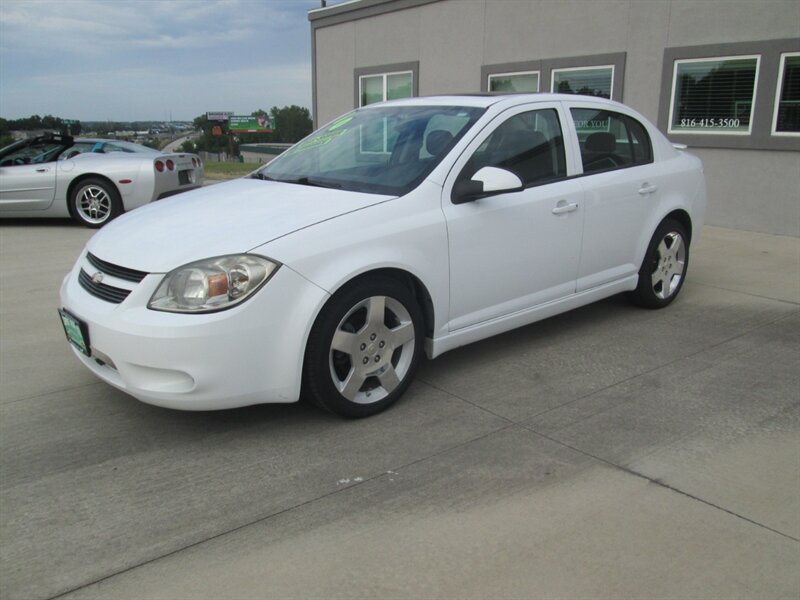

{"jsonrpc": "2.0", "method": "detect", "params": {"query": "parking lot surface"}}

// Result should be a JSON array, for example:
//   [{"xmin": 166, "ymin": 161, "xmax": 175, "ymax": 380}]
[{"xmin": 1, "ymin": 219, "xmax": 798, "ymax": 599}]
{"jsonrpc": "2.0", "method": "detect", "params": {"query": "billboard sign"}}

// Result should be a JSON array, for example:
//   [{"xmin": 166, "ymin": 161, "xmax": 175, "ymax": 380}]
[
  {"xmin": 206, "ymin": 112, "xmax": 233, "ymax": 121},
  {"xmin": 229, "ymin": 115, "xmax": 275, "ymax": 133}
]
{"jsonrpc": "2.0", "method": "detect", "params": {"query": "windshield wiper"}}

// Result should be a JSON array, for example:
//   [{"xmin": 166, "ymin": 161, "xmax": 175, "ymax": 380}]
[
  {"xmin": 250, "ymin": 173, "xmax": 342, "ymax": 189},
  {"xmin": 278, "ymin": 176, "xmax": 342, "ymax": 189}
]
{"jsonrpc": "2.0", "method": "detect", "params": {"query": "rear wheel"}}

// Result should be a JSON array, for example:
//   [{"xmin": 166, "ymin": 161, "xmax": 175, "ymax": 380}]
[
  {"xmin": 629, "ymin": 218, "xmax": 689, "ymax": 309},
  {"xmin": 69, "ymin": 178, "xmax": 123, "ymax": 228},
  {"xmin": 303, "ymin": 277, "xmax": 423, "ymax": 418}
]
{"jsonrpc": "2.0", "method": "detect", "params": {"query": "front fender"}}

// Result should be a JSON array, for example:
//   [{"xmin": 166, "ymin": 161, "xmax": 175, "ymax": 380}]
[{"xmin": 255, "ymin": 184, "xmax": 451, "ymax": 340}]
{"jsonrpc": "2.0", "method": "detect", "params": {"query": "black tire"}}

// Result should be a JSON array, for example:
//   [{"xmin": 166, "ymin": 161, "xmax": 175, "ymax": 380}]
[
  {"xmin": 69, "ymin": 177, "xmax": 123, "ymax": 228},
  {"xmin": 629, "ymin": 218, "xmax": 689, "ymax": 309},
  {"xmin": 303, "ymin": 276, "xmax": 424, "ymax": 418}
]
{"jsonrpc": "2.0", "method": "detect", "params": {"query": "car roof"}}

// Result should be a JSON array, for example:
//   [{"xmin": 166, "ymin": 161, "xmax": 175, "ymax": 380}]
[{"xmin": 372, "ymin": 93, "xmax": 625, "ymax": 110}]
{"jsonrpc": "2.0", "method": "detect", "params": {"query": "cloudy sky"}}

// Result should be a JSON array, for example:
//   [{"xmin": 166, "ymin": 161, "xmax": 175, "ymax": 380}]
[{"xmin": 0, "ymin": 0, "xmax": 324, "ymax": 122}]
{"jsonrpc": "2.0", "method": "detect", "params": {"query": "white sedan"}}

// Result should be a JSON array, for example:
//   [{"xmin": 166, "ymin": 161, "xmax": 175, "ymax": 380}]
[
  {"xmin": 59, "ymin": 94, "xmax": 706, "ymax": 417},
  {"xmin": 0, "ymin": 134, "xmax": 203, "ymax": 227}
]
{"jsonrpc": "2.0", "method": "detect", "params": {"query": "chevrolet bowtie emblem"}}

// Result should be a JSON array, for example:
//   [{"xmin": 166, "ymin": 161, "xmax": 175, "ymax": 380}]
[{"xmin": 91, "ymin": 272, "xmax": 104, "ymax": 284}]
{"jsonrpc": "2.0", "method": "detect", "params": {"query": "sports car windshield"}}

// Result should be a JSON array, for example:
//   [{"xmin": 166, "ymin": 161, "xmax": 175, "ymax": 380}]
[
  {"xmin": 256, "ymin": 105, "xmax": 485, "ymax": 195},
  {"xmin": 0, "ymin": 137, "xmax": 72, "ymax": 166}
]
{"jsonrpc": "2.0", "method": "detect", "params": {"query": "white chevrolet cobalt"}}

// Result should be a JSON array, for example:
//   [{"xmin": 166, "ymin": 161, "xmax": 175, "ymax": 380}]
[{"xmin": 59, "ymin": 94, "xmax": 706, "ymax": 417}]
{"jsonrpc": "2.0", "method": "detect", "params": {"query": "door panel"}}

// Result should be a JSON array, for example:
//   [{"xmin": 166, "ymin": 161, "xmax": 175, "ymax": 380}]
[
  {"xmin": 445, "ymin": 179, "xmax": 585, "ymax": 330},
  {"xmin": 575, "ymin": 165, "xmax": 656, "ymax": 291},
  {"xmin": 0, "ymin": 150, "xmax": 59, "ymax": 212},
  {"xmin": 566, "ymin": 104, "xmax": 660, "ymax": 292},
  {"xmin": 442, "ymin": 104, "xmax": 584, "ymax": 331}
]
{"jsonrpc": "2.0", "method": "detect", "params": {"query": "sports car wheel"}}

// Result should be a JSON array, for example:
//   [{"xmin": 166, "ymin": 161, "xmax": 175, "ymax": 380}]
[
  {"xmin": 303, "ymin": 277, "xmax": 423, "ymax": 418},
  {"xmin": 629, "ymin": 218, "xmax": 689, "ymax": 309},
  {"xmin": 69, "ymin": 178, "xmax": 123, "ymax": 228}
]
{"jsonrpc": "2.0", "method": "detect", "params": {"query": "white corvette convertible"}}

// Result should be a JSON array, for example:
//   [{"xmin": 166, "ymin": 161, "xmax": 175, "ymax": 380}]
[{"xmin": 0, "ymin": 134, "xmax": 203, "ymax": 227}]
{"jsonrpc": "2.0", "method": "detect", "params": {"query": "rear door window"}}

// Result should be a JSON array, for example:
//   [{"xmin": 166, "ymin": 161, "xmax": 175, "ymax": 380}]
[{"xmin": 570, "ymin": 108, "xmax": 653, "ymax": 174}]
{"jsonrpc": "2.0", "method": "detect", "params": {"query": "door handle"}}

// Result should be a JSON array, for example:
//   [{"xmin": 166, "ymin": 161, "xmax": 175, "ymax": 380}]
[
  {"xmin": 638, "ymin": 183, "xmax": 658, "ymax": 195},
  {"xmin": 36, "ymin": 168, "xmax": 50, "ymax": 173},
  {"xmin": 552, "ymin": 202, "xmax": 579, "ymax": 215}
]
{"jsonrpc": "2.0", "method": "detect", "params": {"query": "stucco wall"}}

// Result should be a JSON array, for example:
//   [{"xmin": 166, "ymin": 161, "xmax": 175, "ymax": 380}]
[
  {"xmin": 694, "ymin": 149, "xmax": 800, "ymax": 236},
  {"xmin": 311, "ymin": 0, "xmax": 800, "ymax": 236}
]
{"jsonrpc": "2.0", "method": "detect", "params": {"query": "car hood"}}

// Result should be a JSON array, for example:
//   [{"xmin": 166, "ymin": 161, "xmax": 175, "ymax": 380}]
[{"xmin": 87, "ymin": 178, "xmax": 394, "ymax": 273}]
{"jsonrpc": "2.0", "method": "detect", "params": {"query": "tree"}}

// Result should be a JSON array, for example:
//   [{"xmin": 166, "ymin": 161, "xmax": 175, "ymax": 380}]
[
  {"xmin": 191, "ymin": 114, "xmax": 229, "ymax": 154},
  {"xmin": 0, "ymin": 118, "xmax": 12, "ymax": 147},
  {"xmin": 270, "ymin": 105, "xmax": 312, "ymax": 143},
  {"xmin": 0, "ymin": 115, "xmax": 81, "ymax": 138},
  {"xmin": 188, "ymin": 105, "xmax": 313, "ymax": 157},
  {"xmin": 179, "ymin": 140, "xmax": 198, "ymax": 154}
]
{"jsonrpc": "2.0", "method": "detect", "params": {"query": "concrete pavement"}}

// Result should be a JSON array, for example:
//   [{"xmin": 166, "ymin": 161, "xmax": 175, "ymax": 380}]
[{"xmin": 0, "ymin": 220, "xmax": 798, "ymax": 599}]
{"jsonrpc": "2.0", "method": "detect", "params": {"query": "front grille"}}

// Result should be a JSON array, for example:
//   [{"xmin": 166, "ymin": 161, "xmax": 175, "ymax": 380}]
[
  {"xmin": 87, "ymin": 253, "xmax": 147, "ymax": 283},
  {"xmin": 79, "ymin": 269, "xmax": 132, "ymax": 304}
]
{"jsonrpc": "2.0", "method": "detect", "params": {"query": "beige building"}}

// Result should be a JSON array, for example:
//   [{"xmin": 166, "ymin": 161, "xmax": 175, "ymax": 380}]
[{"xmin": 309, "ymin": 0, "xmax": 799, "ymax": 236}]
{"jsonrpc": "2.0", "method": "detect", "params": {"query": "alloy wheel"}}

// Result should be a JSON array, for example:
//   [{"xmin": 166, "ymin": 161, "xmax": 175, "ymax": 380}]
[
  {"xmin": 76, "ymin": 184, "xmax": 112, "ymax": 224},
  {"xmin": 328, "ymin": 295, "xmax": 416, "ymax": 404},
  {"xmin": 651, "ymin": 231, "xmax": 686, "ymax": 300}
]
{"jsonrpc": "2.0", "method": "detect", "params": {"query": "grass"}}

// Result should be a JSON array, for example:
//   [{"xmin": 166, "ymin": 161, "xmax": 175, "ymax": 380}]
[{"xmin": 203, "ymin": 161, "xmax": 258, "ymax": 180}]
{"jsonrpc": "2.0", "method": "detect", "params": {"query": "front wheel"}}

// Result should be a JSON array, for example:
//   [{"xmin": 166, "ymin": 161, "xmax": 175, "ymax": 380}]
[
  {"xmin": 629, "ymin": 218, "xmax": 689, "ymax": 309},
  {"xmin": 69, "ymin": 178, "xmax": 123, "ymax": 228},
  {"xmin": 303, "ymin": 277, "xmax": 423, "ymax": 418}
]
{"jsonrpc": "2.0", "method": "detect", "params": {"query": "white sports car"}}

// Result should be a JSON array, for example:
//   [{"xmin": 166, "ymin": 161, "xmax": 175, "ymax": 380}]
[
  {"xmin": 59, "ymin": 94, "xmax": 706, "ymax": 417},
  {"xmin": 0, "ymin": 134, "xmax": 203, "ymax": 227}
]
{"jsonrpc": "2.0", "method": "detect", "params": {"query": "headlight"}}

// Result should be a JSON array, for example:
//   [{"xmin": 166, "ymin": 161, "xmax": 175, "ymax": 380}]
[{"xmin": 148, "ymin": 255, "xmax": 279, "ymax": 313}]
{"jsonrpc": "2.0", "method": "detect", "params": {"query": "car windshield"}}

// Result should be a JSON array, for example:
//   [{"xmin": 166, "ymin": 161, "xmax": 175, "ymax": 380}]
[
  {"xmin": 257, "ymin": 104, "xmax": 485, "ymax": 195},
  {"xmin": 62, "ymin": 140, "xmax": 161, "ymax": 157},
  {"xmin": 101, "ymin": 140, "xmax": 160, "ymax": 154},
  {"xmin": 0, "ymin": 138, "xmax": 71, "ymax": 166}
]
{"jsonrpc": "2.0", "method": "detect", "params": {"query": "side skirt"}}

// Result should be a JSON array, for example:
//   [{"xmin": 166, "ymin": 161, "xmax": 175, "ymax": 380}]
[{"xmin": 425, "ymin": 275, "xmax": 638, "ymax": 359}]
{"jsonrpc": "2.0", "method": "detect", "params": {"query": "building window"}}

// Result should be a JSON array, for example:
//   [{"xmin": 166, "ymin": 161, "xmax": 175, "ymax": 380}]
[
  {"xmin": 552, "ymin": 66, "xmax": 614, "ymax": 99},
  {"xmin": 659, "ymin": 39, "xmax": 799, "ymax": 151},
  {"xmin": 668, "ymin": 56, "xmax": 760, "ymax": 135},
  {"xmin": 359, "ymin": 71, "xmax": 413, "ymax": 107},
  {"xmin": 772, "ymin": 52, "xmax": 800, "ymax": 136},
  {"xmin": 482, "ymin": 53, "xmax": 626, "ymax": 100},
  {"xmin": 488, "ymin": 71, "xmax": 540, "ymax": 93}
]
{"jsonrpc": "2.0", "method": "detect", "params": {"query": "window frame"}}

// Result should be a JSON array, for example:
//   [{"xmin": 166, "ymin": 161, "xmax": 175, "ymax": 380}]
[
  {"xmin": 667, "ymin": 54, "xmax": 761, "ymax": 137},
  {"xmin": 358, "ymin": 70, "xmax": 413, "ymax": 107},
  {"xmin": 354, "ymin": 61, "xmax": 419, "ymax": 108},
  {"xmin": 771, "ymin": 51, "xmax": 800, "ymax": 137},
  {"xmin": 487, "ymin": 70, "xmax": 541, "ymax": 93},
  {"xmin": 658, "ymin": 39, "xmax": 799, "ymax": 151},
  {"xmin": 551, "ymin": 65, "xmax": 615, "ymax": 100},
  {"xmin": 481, "ymin": 53, "xmax": 626, "ymax": 101},
  {"xmin": 457, "ymin": 106, "xmax": 567, "ymax": 189},
  {"xmin": 450, "ymin": 102, "xmax": 572, "ymax": 203},
  {"xmin": 568, "ymin": 106, "xmax": 654, "ymax": 176}
]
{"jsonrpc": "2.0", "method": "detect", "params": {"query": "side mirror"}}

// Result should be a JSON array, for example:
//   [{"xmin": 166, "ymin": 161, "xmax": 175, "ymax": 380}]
[{"xmin": 451, "ymin": 166, "xmax": 524, "ymax": 204}]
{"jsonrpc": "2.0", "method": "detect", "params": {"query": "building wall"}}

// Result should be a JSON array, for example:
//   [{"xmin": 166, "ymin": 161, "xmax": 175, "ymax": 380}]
[{"xmin": 311, "ymin": 0, "xmax": 800, "ymax": 236}]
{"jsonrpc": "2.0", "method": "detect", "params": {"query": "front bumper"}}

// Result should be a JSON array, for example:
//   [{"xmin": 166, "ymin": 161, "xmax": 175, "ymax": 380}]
[{"xmin": 59, "ymin": 255, "xmax": 328, "ymax": 410}]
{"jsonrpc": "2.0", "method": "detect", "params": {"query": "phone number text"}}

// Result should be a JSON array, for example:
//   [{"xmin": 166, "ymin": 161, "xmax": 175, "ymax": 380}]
[{"xmin": 679, "ymin": 118, "xmax": 742, "ymax": 128}]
